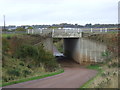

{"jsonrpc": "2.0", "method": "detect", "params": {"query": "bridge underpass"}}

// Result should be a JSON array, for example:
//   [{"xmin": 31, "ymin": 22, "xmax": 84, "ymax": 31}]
[
  {"xmin": 27, "ymin": 28, "xmax": 108, "ymax": 64},
  {"xmin": 52, "ymin": 37, "xmax": 106, "ymax": 64},
  {"xmin": 3, "ymin": 28, "xmax": 113, "ymax": 88}
]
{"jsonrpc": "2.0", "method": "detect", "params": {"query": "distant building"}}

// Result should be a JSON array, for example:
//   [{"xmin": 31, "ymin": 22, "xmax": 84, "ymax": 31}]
[{"xmin": 7, "ymin": 25, "xmax": 17, "ymax": 31}]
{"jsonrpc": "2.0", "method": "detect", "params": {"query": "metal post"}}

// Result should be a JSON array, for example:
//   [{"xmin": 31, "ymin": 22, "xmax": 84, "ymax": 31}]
[
  {"xmin": 105, "ymin": 28, "xmax": 107, "ymax": 32},
  {"xmin": 53, "ymin": 29, "xmax": 54, "ymax": 34},
  {"xmin": 3, "ymin": 15, "xmax": 6, "ymax": 30},
  {"xmin": 52, "ymin": 29, "xmax": 54, "ymax": 37},
  {"xmin": 78, "ymin": 28, "xmax": 80, "ymax": 33},
  {"xmin": 86, "ymin": 49, "xmax": 88, "ymax": 62},
  {"xmin": 27, "ymin": 29, "xmax": 29, "ymax": 34},
  {"xmin": 32, "ymin": 29, "xmax": 33, "ymax": 34},
  {"xmin": 100, "ymin": 28, "xmax": 102, "ymax": 32},
  {"xmin": 91, "ymin": 28, "xmax": 93, "ymax": 32},
  {"xmin": 79, "ymin": 32, "xmax": 82, "ymax": 37},
  {"xmin": 65, "ymin": 29, "xmax": 66, "ymax": 33},
  {"xmin": 40, "ymin": 29, "xmax": 42, "ymax": 33}
]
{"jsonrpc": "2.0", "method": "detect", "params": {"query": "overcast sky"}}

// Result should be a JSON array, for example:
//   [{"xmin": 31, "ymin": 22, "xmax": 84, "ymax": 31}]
[{"xmin": 0, "ymin": 0, "xmax": 119, "ymax": 26}]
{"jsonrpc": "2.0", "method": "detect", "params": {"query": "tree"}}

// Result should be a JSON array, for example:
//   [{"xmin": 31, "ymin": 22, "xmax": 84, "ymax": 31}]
[
  {"xmin": 85, "ymin": 23, "xmax": 92, "ymax": 27},
  {"xmin": 28, "ymin": 27, "xmax": 33, "ymax": 29},
  {"xmin": 16, "ymin": 27, "xmax": 26, "ymax": 31}
]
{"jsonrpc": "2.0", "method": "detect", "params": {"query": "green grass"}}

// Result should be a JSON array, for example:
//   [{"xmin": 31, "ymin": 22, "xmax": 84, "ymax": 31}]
[
  {"xmin": 80, "ymin": 65, "xmax": 103, "ymax": 88},
  {"xmin": 1, "ymin": 69, "xmax": 64, "ymax": 87},
  {"xmin": 2, "ymin": 33, "xmax": 15, "ymax": 37},
  {"xmin": 2, "ymin": 33, "xmax": 27, "ymax": 38},
  {"xmin": 54, "ymin": 39, "xmax": 63, "ymax": 53},
  {"xmin": 108, "ymin": 31, "xmax": 118, "ymax": 33},
  {"xmin": 86, "ymin": 65, "xmax": 100, "ymax": 70},
  {"xmin": 2, "ymin": 33, "xmax": 20, "ymax": 38}
]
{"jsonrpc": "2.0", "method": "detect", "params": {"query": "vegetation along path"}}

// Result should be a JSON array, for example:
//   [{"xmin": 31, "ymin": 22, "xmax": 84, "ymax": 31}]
[{"xmin": 3, "ymin": 58, "xmax": 97, "ymax": 88}]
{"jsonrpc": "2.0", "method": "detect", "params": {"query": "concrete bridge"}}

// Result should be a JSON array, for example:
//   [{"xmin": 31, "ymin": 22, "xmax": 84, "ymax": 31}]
[
  {"xmin": 27, "ymin": 28, "xmax": 115, "ymax": 64},
  {"xmin": 27, "ymin": 28, "xmax": 110, "ymax": 38}
]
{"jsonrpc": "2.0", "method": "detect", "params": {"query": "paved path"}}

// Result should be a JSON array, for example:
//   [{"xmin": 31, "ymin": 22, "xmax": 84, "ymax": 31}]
[{"xmin": 3, "ymin": 67, "xmax": 97, "ymax": 88}]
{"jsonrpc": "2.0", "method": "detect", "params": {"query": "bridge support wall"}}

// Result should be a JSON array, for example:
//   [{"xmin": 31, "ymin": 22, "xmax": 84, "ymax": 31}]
[
  {"xmin": 43, "ymin": 38, "xmax": 53, "ymax": 53},
  {"xmin": 42, "ymin": 37, "xmax": 107, "ymax": 64},
  {"xmin": 64, "ymin": 38, "xmax": 107, "ymax": 63}
]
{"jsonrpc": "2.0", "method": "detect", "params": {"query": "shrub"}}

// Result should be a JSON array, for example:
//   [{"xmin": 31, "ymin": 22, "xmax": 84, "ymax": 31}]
[
  {"xmin": 42, "ymin": 52, "xmax": 58, "ymax": 72},
  {"xmin": 19, "ymin": 62, "xmax": 24, "ymax": 66},
  {"xmin": 16, "ymin": 44, "xmax": 38, "ymax": 59},
  {"xmin": 22, "ymin": 70, "xmax": 31, "ymax": 77},
  {"xmin": 16, "ymin": 27, "xmax": 26, "ymax": 31},
  {"xmin": 7, "ymin": 69, "xmax": 20, "ymax": 77},
  {"xmin": 15, "ymin": 44, "xmax": 59, "ymax": 71},
  {"xmin": 2, "ymin": 38, "xmax": 9, "ymax": 54},
  {"xmin": 6, "ymin": 36, "xmax": 11, "ymax": 40},
  {"xmin": 2, "ymin": 76, "xmax": 9, "ymax": 82},
  {"xmin": 27, "ymin": 64, "xmax": 32, "ymax": 68},
  {"xmin": 111, "ymin": 62, "xmax": 118, "ymax": 67},
  {"xmin": 2, "ymin": 76, "xmax": 15, "ymax": 82}
]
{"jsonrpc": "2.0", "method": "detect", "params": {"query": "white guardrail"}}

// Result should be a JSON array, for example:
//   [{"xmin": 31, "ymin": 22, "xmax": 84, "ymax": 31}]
[{"xmin": 27, "ymin": 28, "xmax": 118, "ymax": 38}]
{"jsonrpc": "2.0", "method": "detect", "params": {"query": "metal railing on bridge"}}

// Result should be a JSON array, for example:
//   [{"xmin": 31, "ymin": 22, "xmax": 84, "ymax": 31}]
[{"xmin": 27, "ymin": 28, "xmax": 118, "ymax": 38}]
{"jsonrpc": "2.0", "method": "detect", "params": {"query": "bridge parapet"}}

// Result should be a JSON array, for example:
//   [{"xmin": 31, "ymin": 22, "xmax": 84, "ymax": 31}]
[
  {"xmin": 27, "ymin": 28, "xmax": 118, "ymax": 38},
  {"xmin": 27, "ymin": 28, "xmax": 82, "ymax": 38},
  {"xmin": 52, "ymin": 28, "xmax": 82, "ymax": 38}
]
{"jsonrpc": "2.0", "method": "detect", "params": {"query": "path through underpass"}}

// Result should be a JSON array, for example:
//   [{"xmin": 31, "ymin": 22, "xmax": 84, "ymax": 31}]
[
  {"xmin": 3, "ymin": 46, "xmax": 97, "ymax": 88},
  {"xmin": 3, "ymin": 58, "xmax": 97, "ymax": 88}
]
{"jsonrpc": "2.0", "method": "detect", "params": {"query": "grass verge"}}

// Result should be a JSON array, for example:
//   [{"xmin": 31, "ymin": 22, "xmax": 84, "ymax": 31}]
[
  {"xmin": 1, "ymin": 69, "xmax": 64, "ymax": 87},
  {"xmin": 2, "ymin": 33, "xmax": 27, "ymax": 38},
  {"xmin": 80, "ymin": 65, "xmax": 103, "ymax": 88},
  {"xmin": 2, "ymin": 33, "xmax": 18, "ymax": 37}
]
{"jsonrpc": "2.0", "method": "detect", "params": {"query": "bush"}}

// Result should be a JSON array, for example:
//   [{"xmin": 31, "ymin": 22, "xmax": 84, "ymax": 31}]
[
  {"xmin": 6, "ymin": 36, "xmax": 11, "ymax": 40},
  {"xmin": 19, "ymin": 62, "xmax": 24, "ymax": 66},
  {"xmin": 27, "ymin": 64, "xmax": 32, "ymax": 68},
  {"xmin": 16, "ymin": 44, "xmax": 38, "ymax": 59},
  {"xmin": 2, "ymin": 76, "xmax": 15, "ymax": 82},
  {"xmin": 22, "ymin": 70, "xmax": 31, "ymax": 77},
  {"xmin": 7, "ymin": 69, "xmax": 20, "ymax": 77},
  {"xmin": 15, "ymin": 44, "xmax": 59, "ymax": 71},
  {"xmin": 16, "ymin": 27, "xmax": 26, "ymax": 31},
  {"xmin": 2, "ymin": 38, "xmax": 9, "ymax": 54},
  {"xmin": 111, "ymin": 62, "xmax": 118, "ymax": 67},
  {"xmin": 42, "ymin": 52, "xmax": 58, "ymax": 72}
]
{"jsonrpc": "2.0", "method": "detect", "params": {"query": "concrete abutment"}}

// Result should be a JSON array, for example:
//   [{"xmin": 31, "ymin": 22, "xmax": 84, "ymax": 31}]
[
  {"xmin": 63, "ymin": 38, "xmax": 107, "ymax": 64},
  {"xmin": 42, "ymin": 37, "xmax": 107, "ymax": 64}
]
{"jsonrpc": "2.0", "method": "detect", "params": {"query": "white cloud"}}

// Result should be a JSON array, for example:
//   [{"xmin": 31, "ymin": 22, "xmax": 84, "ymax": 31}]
[{"xmin": 0, "ymin": 0, "xmax": 119, "ymax": 26}]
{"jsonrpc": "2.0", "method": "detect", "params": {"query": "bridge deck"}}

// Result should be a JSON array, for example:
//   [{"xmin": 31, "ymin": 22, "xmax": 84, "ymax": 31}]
[{"xmin": 27, "ymin": 28, "xmax": 118, "ymax": 38}]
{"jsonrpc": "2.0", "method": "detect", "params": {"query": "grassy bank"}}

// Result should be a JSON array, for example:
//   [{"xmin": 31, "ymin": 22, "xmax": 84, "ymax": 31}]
[
  {"xmin": 81, "ymin": 58, "xmax": 118, "ymax": 88},
  {"xmin": 1, "ymin": 69, "xmax": 64, "ymax": 87},
  {"xmin": 2, "ymin": 34, "xmax": 62, "ymax": 87},
  {"xmin": 2, "ymin": 33, "xmax": 27, "ymax": 38},
  {"xmin": 81, "ymin": 33, "xmax": 119, "ymax": 88}
]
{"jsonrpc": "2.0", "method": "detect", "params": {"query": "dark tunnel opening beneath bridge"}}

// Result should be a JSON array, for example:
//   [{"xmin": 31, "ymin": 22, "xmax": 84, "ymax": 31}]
[
  {"xmin": 53, "ymin": 38, "xmax": 80, "ymax": 57},
  {"xmin": 53, "ymin": 38, "xmax": 81, "ymax": 65},
  {"xmin": 63, "ymin": 38, "xmax": 80, "ymax": 59}
]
